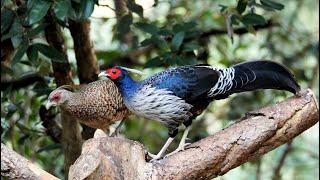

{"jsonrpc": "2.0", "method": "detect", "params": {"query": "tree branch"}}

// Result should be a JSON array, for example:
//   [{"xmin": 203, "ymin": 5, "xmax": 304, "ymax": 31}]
[
  {"xmin": 1, "ymin": 143, "xmax": 59, "ymax": 180},
  {"xmin": 68, "ymin": 20, "xmax": 99, "ymax": 84},
  {"xmin": 199, "ymin": 20, "xmax": 277, "ymax": 38},
  {"xmin": 69, "ymin": 89, "xmax": 319, "ymax": 180},
  {"xmin": 1, "ymin": 72, "xmax": 45, "ymax": 91},
  {"xmin": 68, "ymin": 20, "xmax": 99, "ymax": 140}
]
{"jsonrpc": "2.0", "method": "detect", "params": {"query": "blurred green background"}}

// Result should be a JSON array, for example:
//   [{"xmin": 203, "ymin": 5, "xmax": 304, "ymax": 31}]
[{"xmin": 1, "ymin": 0, "xmax": 319, "ymax": 179}]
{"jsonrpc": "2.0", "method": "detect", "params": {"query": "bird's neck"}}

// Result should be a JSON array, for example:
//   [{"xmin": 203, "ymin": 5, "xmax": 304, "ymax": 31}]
[{"xmin": 116, "ymin": 75, "xmax": 141, "ymax": 100}]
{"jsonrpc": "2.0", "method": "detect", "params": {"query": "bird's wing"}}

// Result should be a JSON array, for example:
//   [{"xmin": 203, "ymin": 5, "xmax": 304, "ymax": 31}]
[{"xmin": 143, "ymin": 66, "xmax": 219, "ymax": 102}]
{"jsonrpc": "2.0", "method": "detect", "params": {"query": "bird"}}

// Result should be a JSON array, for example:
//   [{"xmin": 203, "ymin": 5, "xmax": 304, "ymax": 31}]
[
  {"xmin": 98, "ymin": 60, "xmax": 300, "ymax": 161},
  {"xmin": 46, "ymin": 79, "xmax": 129, "ymax": 135}
]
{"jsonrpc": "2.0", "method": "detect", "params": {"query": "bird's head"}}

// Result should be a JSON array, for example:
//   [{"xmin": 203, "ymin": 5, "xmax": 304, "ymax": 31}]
[
  {"xmin": 99, "ymin": 66, "xmax": 144, "ymax": 82},
  {"xmin": 46, "ymin": 87, "xmax": 72, "ymax": 109}
]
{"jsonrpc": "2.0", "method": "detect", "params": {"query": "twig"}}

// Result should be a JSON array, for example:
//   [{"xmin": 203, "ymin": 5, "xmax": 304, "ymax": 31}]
[
  {"xmin": 256, "ymin": 158, "xmax": 262, "ymax": 180},
  {"xmin": 272, "ymin": 141, "xmax": 293, "ymax": 180},
  {"xmin": 99, "ymin": 4, "xmax": 116, "ymax": 11},
  {"xmin": 200, "ymin": 20, "xmax": 277, "ymax": 38}
]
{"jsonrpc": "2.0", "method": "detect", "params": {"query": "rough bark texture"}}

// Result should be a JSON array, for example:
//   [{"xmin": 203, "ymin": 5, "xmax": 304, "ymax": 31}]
[
  {"xmin": 44, "ymin": 11, "xmax": 82, "ymax": 179},
  {"xmin": 68, "ymin": 20, "xmax": 99, "ymax": 84},
  {"xmin": 68, "ymin": 20, "xmax": 99, "ymax": 140},
  {"xmin": 69, "ymin": 89, "xmax": 319, "ymax": 180},
  {"xmin": 1, "ymin": 143, "xmax": 59, "ymax": 180},
  {"xmin": 1, "ymin": 39, "xmax": 14, "ymax": 66}
]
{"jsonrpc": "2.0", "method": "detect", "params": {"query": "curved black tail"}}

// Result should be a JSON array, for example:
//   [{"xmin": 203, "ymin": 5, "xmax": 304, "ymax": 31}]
[{"xmin": 213, "ymin": 60, "xmax": 300, "ymax": 100}]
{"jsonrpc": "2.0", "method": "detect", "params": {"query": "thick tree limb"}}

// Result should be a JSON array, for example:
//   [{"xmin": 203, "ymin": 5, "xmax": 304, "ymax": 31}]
[
  {"xmin": 68, "ymin": 20, "xmax": 99, "ymax": 140},
  {"xmin": 1, "ymin": 143, "xmax": 59, "ymax": 180},
  {"xmin": 69, "ymin": 89, "xmax": 318, "ymax": 180},
  {"xmin": 68, "ymin": 20, "xmax": 99, "ymax": 84}
]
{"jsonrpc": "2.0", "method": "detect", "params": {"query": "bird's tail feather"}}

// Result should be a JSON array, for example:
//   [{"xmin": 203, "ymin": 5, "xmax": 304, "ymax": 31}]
[{"xmin": 213, "ymin": 60, "xmax": 300, "ymax": 99}]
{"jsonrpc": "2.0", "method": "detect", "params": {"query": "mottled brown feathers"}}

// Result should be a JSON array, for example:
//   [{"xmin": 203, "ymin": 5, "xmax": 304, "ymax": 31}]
[{"xmin": 59, "ymin": 80, "xmax": 129, "ymax": 131}]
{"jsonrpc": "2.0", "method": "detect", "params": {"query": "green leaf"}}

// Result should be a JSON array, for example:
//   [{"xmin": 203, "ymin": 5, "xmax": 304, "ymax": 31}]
[
  {"xmin": 171, "ymin": 31, "xmax": 185, "ymax": 51},
  {"xmin": 242, "ymin": 13, "xmax": 266, "ymax": 25},
  {"xmin": 96, "ymin": 50, "xmax": 121, "ymax": 62},
  {"xmin": 80, "ymin": 0, "xmax": 95, "ymax": 19},
  {"xmin": 1, "ymin": 9, "xmax": 15, "ymax": 34},
  {"xmin": 54, "ymin": 0, "xmax": 71, "ymax": 21},
  {"xmin": 145, "ymin": 56, "xmax": 163, "ymax": 68},
  {"xmin": 28, "ymin": 0, "xmax": 52, "ymax": 25},
  {"xmin": 37, "ymin": 144, "xmax": 62, "ymax": 153},
  {"xmin": 134, "ymin": 22, "xmax": 158, "ymax": 35},
  {"xmin": 140, "ymin": 38, "xmax": 153, "ymax": 46},
  {"xmin": 26, "ymin": 24, "xmax": 47, "ymax": 38},
  {"xmin": 153, "ymin": 36, "xmax": 168, "ymax": 50},
  {"xmin": 158, "ymin": 28, "xmax": 173, "ymax": 36},
  {"xmin": 246, "ymin": 25, "xmax": 256, "ymax": 34},
  {"xmin": 260, "ymin": 0, "xmax": 284, "ymax": 10},
  {"xmin": 117, "ymin": 14, "xmax": 133, "ymax": 35},
  {"xmin": 9, "ymin": 19, "xmax": 23, "ymax": 47},
  {"xmin": 231, "ymin": 14, "xmax": 241, "ymax": 25},
  {"xmin": 237, "ymin": 0, "xmax": 247, "ymax": 14},
  {"xmin": 27, "ymin": 45, "xmax": 39, "ymax": 63},
  {"xmin": 219, "ymin": 4, "xmax": 228, "ymax": 13},
  {"xmin": 173, "ymin": 21, "xmax": 197, "ymax": 33},
  {"xmin": 163, "ymin": 52, "xmax": 173, "ymax": 64},
  {"xmin": 33, "ymin": 43, "xmax": 67, "ymax": 63},
  {"xmin": 12, "ymin": 41, "xmax": 29, "ymax": 66},
  {"xmin": 153, "ymin": 0, "xmax": 158, "ymax": 7},
  {"xmin": 127, "ymin": 0, "xmax": 143, "ymax": 17},
  {"xmin": 1, "ymin": 31, "xmax": 18, "ymax": 42},
  {"xmin": 182, "ymin": 42, "xmax": 200, "ymax": 52}
]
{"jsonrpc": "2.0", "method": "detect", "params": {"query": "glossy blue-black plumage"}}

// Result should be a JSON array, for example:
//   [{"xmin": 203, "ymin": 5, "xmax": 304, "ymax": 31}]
[{"xmin": 113, "ymin": 66, "xmax": 219, "ymax": 106}]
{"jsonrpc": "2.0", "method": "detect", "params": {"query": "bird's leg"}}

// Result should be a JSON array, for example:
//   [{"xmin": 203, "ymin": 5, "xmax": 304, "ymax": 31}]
[
  {"xmin": 164, "ymin": 126, "xmax": 191, "ymax": 158},
  {"xmin": 148, "ymin": 137, "xmax": 175, "ymax": 162},
  {"xmin": 110, "ymin": 120, "xmax": 125, "ymax": 137}
]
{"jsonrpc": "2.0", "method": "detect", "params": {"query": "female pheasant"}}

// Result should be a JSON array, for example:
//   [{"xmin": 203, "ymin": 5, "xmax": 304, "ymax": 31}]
[
  {"xmin": 99, "ymin": 60, "xmax": 300, "ymax": 160},
  {"xmin": 46, "ymin": 79, "xmax": 129, "ymax": 134}
]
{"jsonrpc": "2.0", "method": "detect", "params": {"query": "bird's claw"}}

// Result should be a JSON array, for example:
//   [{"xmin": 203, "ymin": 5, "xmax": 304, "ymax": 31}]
[
  {"xmin": 163, "ymin": 143, "xmax": 191, "ymax": 159},
  {"xmin": 146, "ymin": 152, "xmax": 162, "ymax": 162},
  {"xmin": 110, "ymin": 130, "xmax": 118, "ymax": 137}
]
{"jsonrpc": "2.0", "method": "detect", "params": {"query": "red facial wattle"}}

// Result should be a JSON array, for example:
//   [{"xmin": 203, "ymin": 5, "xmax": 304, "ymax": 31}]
[
  {"xmin": 52, "ymin": 92, "xmax": 61, "ymax": 102},
  {"xmin": 107, "ymin": 68, "xmax": 121, "ymax": 80}
]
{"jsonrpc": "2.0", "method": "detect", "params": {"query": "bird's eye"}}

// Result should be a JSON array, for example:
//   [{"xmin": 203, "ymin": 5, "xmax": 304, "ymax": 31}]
[{"xmin": 112, "ymin": 70, "xmax": 117, "ymax": 74}]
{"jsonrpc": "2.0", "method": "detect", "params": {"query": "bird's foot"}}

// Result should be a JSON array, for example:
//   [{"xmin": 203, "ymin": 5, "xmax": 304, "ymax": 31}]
[
  {"xmin": 164, "ymin": 142, "xmax": 191, "ymax": 159},
  {"xmin": 110, "ymin": 120, "xmax": 125, "ymax": 137},
  {"xmin": 110, "ymin": 128, "xmax": 120, "ymax": 137},
  {"xmin": 147, "ymin": 152, "xmax": 163, "ymax": 162}
]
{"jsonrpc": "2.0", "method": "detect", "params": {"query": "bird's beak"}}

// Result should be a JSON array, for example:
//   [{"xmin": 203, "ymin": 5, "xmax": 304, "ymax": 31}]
[
  {"xmin": 98, "ymin": 71, "xmax": 110, "ymax": 79},
  {"xmin": 45, "ymin": 101, "xmax": 53, "ymax": 110}
]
